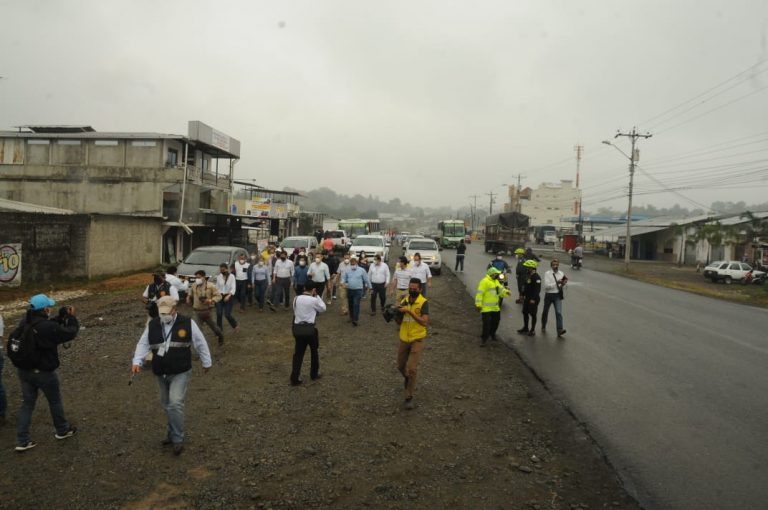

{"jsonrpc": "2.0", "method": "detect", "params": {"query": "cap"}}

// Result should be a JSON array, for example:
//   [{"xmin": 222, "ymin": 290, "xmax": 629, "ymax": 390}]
[
  {"xmin": 29, "ymin": 293, "xmax": 56, "ymax": 311},
  {"xmin": 156, "ymin": 296, "xmax": 178, "ymax": 314}
]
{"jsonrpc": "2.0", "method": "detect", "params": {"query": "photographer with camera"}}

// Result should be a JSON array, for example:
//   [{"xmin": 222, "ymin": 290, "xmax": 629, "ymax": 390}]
[
  {"xmin": 290, "ymin": 281, "xmax": 327, "ymax": 386},
  {"xmin": 394, "ymin": 278, "xmax": 430, "ymax": 411},
  {"xmin": 8, "ymin": 294, "xmax": 79, "ymax": 452},
  {"xmin": 142, "ymin": 271, "xmax": 178, "ymax": 319},
  {"xmin": 186, "ymin": 270, "xmax": 224, "ymax": 346}
]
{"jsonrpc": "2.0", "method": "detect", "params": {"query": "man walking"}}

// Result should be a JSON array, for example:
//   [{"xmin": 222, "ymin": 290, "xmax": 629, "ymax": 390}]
[
  {"xmin": 165, "ymin": 266, "xmax": 189, "ymax": 300},
  {"xmin": 408, "ymin": 253, "xmax": 432, "ymax": 297},
  {"xmin": 272, "ymin": 250, "xmax": 295, "ymax": 309},
  {"xmin": 455, "ymin": 239, "xmax": 467, "ymax": 272},
  {"xmin": 342, "ymin": 256, "xmax": 371, "ymax": 326},
  {"xmin": 234, "ymin": 253, "xmax": 251, "ymax": 311},
  {"xmin": 9, "ymin": 294, "xmax": 79, "ymax": 452},
  {"xmin": 395, "ymin": 278, "xmax": 430, "ymax": 410},
  {"xmin": 250, "ymin": 257, "xmax": 271, "ymax": 311},
  {"xmin": 215, "ymin": 263, "xmax": 239, "ymax": 333},
  {"xmin": 186, "ymin": 270, "xmax": 224, "ymax": 345},
  {"xmin": 368, "ymin": 254, "xmax": 390, "ymax": 315},
  {"xmin": 290, "ymin": 282, "xmax": 327, "ymax": 386},
  {"xmin": 143, "ymin": 272, "xmax": 178, "ymax": 319},
  {"xmin": 541, "ymin": 259, "xmax": 567, "ymax": 337},
  {"xmin": 308, "ymin": 253, "xmax": 331, "ymax": 300},
  {"xmin": 517, "ymin": 260, "xmax": 541, "ymax": 336},
  {"xmin": 475, "ymin": 267, "xmax": 510, "ymax": 346},
  {"xmin": 335, "ymin": 253, "xmax": 353, "ymax": 315},
  {"xmin": 389, "ymin": 256, "xmax": 412, "ymax": 303},
  {"xmin": 131, "ymin": 296, "xmax": 212, "ymax": 455}
]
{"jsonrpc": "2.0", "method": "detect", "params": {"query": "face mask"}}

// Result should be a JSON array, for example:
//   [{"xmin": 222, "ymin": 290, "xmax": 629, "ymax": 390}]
[
  {"xmin": 496, "ymin": 256, "xmax": 502, "ymax": 260},
  {"xmin": 258, "ymin": 261, "xmax": 264, "ymax": 266},
  {"xmin": 315, "ymin": 258, "xmax": 322, "ymax": 263},
  {"xmin": 299, "ymin": 260, "xmax": 306, "ymax": 266},
  {"xmin": 552, "ymin": 266, "xmax": 558, "ymax": 271},
  {"xmin": 408, "ymin": 290, "xmax": 419, "ymax": 298},
  {"xmin": 251, "ymin": 255, "xmax": 257, "ymax": 260},
  {"xmin": 196, "ymin": 278, "xmax": 204, "ymax": 285},
  {"xmin": 154, "ymin": 276, "xmax": 163, "ymax": 285},
  {"xmin": 344, "ymin": 259, "xmax": 350, "ymax": 263},
  {"xmin": 221, "ymin": 271, "xmax": 228, "ymax": 276},
  {"xmin": 351, "ymin": 264, "xmax": 357, "ymax": 268},
  {"xmin": 159, "ymin": 313, "xmax": 174, "ymax": 324},
  {"xmin": 280, "ymin": 257, "xmax": 286, "ymax": 261}
]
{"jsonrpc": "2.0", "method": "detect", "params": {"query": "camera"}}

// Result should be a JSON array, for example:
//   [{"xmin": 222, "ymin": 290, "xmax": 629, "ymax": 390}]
[{"xmin": 382, "ymin": 304, "xmax": 398, "ymax": 323}]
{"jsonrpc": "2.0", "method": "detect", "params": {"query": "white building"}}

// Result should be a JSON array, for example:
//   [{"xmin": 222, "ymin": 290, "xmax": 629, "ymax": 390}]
[{"xmin": 520, "ymin": 180, "xmax": 581, "ymax": 228}]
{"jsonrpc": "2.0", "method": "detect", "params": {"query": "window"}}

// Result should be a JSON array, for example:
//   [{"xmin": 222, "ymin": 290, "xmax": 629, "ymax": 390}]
[
  {"xmin": 27, "ymin": 139, "xmax": 50, "ymax": 145},
  {"xmin": 94, "ymin": 140, "xmax": 118, "ymax": 146},
  {"xmin": 167, "ymin": 148, "xmax": 179, "ymax": 167},
  {"xmin": 741, "ymin": 263, "xmax": 752, "ymax": 271},
  {"xmin": 131, "ymin": 140, "xmax": 156, "ymax": 147},
  {"xmin": 58, "ymin": 140, "xmax": 81, "ymax": 145},
  {"xmin": 729, "ymin": 263, "xmax": 740, "ymax": 270}
]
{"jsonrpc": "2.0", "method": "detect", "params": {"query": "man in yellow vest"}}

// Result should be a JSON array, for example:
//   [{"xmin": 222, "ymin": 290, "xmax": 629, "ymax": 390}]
[
  {"xmin": 395, "ymin": 278, "xmax": 430, "ymax": 410},
  {"xmin": 475, "ymin": 267, "xmax": 510, "ymax": 346}
]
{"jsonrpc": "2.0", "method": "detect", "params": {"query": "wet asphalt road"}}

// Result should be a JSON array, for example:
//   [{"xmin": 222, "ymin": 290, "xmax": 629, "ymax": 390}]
[{"xmin": 442, "ymin": 243, "xmax": 768, "ymax": 510}]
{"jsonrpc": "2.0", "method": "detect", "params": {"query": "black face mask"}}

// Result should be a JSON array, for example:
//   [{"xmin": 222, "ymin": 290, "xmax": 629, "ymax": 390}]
[
  {"xmin": 280, "ymin": 257, "xmax": 286, "ymax": 261},
  {"xmin": 153, "ymin": 276, "xmax": 163, "ymax": 285},
  {"xmin": 408, "ymin": 290, "xmax": 419, "ymax": 298}
]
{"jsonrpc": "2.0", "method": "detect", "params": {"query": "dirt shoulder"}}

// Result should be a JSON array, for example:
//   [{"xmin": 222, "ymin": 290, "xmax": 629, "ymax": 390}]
[{"xmin": 0, "ymin": 259, "xmax": 639, "ymax": 509}]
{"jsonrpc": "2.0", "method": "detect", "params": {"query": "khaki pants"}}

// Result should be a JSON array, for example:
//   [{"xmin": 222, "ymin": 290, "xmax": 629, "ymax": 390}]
[
  {"xmin": 394, "ymin": 289, "xmax": 408, "ymax": 304},
  {"xmin": 338, "ymin": 285, "xmax": 348, "ymax": 314},
  {"xmin": 397, "ymin": 339, "xmax": 425, "ymax": 400}
]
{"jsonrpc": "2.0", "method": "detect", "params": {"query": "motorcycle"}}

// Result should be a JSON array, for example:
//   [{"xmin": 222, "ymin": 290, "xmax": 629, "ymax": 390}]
[
  {"xmin": 571, "ymin": 255, "xmax": 582, "ymax": 270},
  {"xmin": 742, "ymin": 270, "xmax": 765, "ymax": 285}
]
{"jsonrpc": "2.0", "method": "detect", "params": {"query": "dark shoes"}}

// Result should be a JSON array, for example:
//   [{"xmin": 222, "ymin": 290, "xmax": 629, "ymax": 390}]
[
  {"xmin": 491, "ymin": 334, "xmax": 500, "ymax": 342},
  {"xmin": 291, "ymin": 379, "xmax": 303, "ymax": 386},
  {"xmin": 404, "ymin": 398, "xmax": 415, "ymax": 410},
  {"xmin": 557, "ymin": 329, "xmax": 566, "ymax": 337},
  {"xmin": 370, "ymin": 311, "xmax": 377, "ymax": 316},
  {"xmin": 311, "ymin": 373, "xmax": 323, "ymax": 381},
  {"xmin": 54, "ymin": 427, "xmax": 77, "ymax": 440},
  {"xmin": 516, "ymin": 328, "xmax": 529, "ymax": 334},
  {"xmin": 15, "ymin": 441, "xmax": 36, "ymax": 452},
  {"xmin": 352, "ymin": 321, "xmax": 358, "ymax": 327},
  {"xmin": 527, "ymin": 331, "xmax": 536, "ymax": 337},
  {"xmin": 161, "ymin": 438, "xmax": 173, "ymax": 446},
  {"xmin": 173, "ymin": 443, "xmax": 184, "ymax": 456}
]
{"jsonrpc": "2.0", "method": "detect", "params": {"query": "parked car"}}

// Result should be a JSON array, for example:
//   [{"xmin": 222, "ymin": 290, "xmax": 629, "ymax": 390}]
[
  {"xmin": 324, "ymin": 229, "xmax": 350, "ymax": 249},
  {"xmin": 404, "ymin": 237, "xmax": 442, "ymax": 275},
  {"xmin": 177, "ymin": 246, "xmax": 249, "ymax": 280},
  {"xmin": 350, "ymin": 235, "xmax": 389, "ymax": 262},
  {"xmin": 280, "ymin": 236, "xmax": 319, "ymax": 253},
  {"xmin": 702, "ymin": 261, "xmax": 725, "ymax": 279},
  {"xmin": 710, "ymin": 261, "xmax": 766, "ymax": 284}
]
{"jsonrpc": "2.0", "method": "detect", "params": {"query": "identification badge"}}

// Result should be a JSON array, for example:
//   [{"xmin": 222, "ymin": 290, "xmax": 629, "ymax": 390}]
[{"xmin": 157, "ymin": 346, "xmax": 166, "ymax": 357}]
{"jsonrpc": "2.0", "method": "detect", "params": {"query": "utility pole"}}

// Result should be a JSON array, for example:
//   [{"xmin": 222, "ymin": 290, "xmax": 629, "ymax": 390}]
[
  {"xmin": 574, "ymin": 145, "xmax": 583, "ymax": 241},
  {"xmin": 486, "ymin": 190, "xmax": 497, "ymax": 215},
  {"xmin": 468, "ymin": 194, "xmax": 480, "ymax": 232},
  {"xmin": 614, "ymin": 128, "xmax": 652, "ymax": 272}
]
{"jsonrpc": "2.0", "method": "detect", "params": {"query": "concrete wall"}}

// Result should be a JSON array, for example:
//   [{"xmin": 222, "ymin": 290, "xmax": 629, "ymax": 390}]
[{"xmin": 87, "ymin": 215, "xmax": 162, "ymax": 277}]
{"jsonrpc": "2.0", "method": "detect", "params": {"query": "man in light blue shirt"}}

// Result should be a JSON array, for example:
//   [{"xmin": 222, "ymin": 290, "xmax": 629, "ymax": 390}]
[{"xmin": 342, "ymin": 256, "xmax": 370, "ymax": 326}]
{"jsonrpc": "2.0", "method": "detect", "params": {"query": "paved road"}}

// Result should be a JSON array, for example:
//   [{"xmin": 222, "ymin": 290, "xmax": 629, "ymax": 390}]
[{"xmin": 442, "ymin": 243, "xmax": 768, "ymax": 510}]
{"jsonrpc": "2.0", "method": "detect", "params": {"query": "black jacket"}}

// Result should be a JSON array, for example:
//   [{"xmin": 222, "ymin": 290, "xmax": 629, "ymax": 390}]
[{"xmin": 12, "ymin": 310, "xmax": 80, "ymax": 371}]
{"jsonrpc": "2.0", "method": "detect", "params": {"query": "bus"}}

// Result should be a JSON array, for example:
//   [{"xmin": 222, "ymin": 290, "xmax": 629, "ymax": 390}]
[
  {"xmin": 338, "ymin": 218, "xmax": 381, "ymax": 239},
  {"xmin": 437, "ymin": 219, "xmax": 466, "ymax": 248}
]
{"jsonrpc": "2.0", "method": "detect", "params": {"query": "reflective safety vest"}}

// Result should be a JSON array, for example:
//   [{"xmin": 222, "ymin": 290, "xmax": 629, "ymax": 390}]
[
  {"xmin": 475, "ymin": 276, "xmax": 509, "ymax": 312},
  {"xmin": 399, "ymin": 294, "xmax": 428, "ymax": 343}
]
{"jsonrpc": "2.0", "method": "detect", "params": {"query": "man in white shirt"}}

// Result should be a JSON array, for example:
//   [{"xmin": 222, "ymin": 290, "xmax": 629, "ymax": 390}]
[
  {"xmin": 271, "ymin": 251, "xmax": 295, "ymax": 309},
  {"xmin": 131, "ymin": 296, "xmax": 211, "ymax": 455},
  {"xmin": 408, "ymin": 253, "xmax": 432, "ymax": 297},
  {"xmin": 215, "ymin": 263, "xmax": 239, "ymax": 332},
  {"xmin": 165, "ymin": 266, "xmax": 189, "ymax": 297},
  {"xmin": 233, "ymin": 253, "xmax": 250, "ymax": 312},
  {"xmin": 290, "ymin": 282, "xmax": 327, "ymax": 386},
  {"xmin": 307, "ymin": 255, "xmax": 331, "ymax": 300},
  {"xmin": 389, "ymin": 256, "xmax": 412, "ymax": 303},
  {"xmin": 368, "ymin": 254, "xmax": 391, "ymax": 315},
  {"xmin": 541, "ymin": 258, "xmax": 567, "ymax": 337}
]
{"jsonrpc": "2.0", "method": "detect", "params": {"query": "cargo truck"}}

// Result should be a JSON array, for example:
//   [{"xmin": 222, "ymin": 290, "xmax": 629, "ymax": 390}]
[{"xmin": 483, "ymin": 212, "xmax": 529, "ymax": 254}]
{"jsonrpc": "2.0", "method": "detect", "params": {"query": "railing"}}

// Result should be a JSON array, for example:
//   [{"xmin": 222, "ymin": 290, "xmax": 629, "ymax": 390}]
[{"xmin": 184, "ymin": 165, "xmax": 231, "ymax": 189}]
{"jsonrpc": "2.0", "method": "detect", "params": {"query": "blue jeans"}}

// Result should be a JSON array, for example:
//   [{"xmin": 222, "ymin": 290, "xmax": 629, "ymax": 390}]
[
  {"xmin": 541, "ymin": 293, "xmax": 564, "ymax": 331},
  {"xmin": 156, "ymin": 369, "xmax": 192, "ymax": 444},
  {"xmin": 254, "ymin": 279, "xmax": 268, "ymax": 309},
  {"xmin": 0, "ymin": 350, "xmax": 7, "ymax": 419},
  {"xmin": 16, "ymin": 369, "xmax": 70, "ymax": 444},
  {"xmin": 215, "ymin": 299, "xmax": 238, "ymax": 329},
  {"xmin": 347, "ymin": 288, "xmax": 363, "ymax": 322}
]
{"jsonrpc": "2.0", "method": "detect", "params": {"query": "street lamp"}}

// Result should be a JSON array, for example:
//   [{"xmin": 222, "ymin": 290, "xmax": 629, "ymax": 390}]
[{"xmin": 603, "ymin": 129, "xmax": 652, "ymax": 271}]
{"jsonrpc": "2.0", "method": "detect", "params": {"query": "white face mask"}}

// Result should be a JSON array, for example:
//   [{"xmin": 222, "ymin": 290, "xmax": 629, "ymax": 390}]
[
  {"xmin": 299, "ymin": 260, "xmax": 306, "ymax": 266},
  {"xmin": 315, "ymin": 258, "xmax": 322, "ymax": 263},
  {"xmin": 195, "ymin": 278, "xmax": 204, "ymax": 285},
  {"xmin": 159, "ymin": 313, "xmax": 174, "ymax": 324},
  {"xmin": 258, "ymin": 261, "xmax": 264, "ymax": 266}
]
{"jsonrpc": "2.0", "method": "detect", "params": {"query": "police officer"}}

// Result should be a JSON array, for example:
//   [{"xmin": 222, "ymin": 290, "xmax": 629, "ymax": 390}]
[
  {"xmin": 475, "ymin": 267, "xmax": 510, "ymax": 346},
  {"xmin": 517, "ymin": 260, "xmax": 541, "ymax": 336},
  {"xmin": 131, "ymin": 296, "xmax": 212, "ymax": 455}
]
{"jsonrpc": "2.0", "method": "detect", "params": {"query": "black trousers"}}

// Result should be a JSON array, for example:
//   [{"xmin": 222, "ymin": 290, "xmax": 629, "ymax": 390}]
[
  {"xmin": 522, "ymin": 300, "xmax": 539, "ymax": 330},
  {"xmin": 235, "ymin": 280, "xmax": 248, "ymax": 309},
  {"xmin": 291, "ymin": 329, "xmax": 319, "ymax": 383},
  {"xmin": 481, "ymin": 311, "xmax": 501, "ymax": 340},
  {"xmin": 455, "ymin": 254, "xmax": 465, "ymax": 271},
  {"xmin": 370, "ymin": 283, "xmax": 387, "ymax": 311}
]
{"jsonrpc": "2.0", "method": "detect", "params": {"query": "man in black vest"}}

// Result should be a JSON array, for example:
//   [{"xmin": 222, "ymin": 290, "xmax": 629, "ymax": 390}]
[
  {"xmin": 142, "ymin": 272, "xmax": 178, "ymax": 319},
  {"xmin": 130, "ymin": 296, "xmax": 212, "ymax": 455}
]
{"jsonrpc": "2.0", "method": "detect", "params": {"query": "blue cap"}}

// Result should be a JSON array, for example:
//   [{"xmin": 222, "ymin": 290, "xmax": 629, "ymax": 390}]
[{"xmin": 29, "ymin": 294, "xmax": 56, "ymax": 311}]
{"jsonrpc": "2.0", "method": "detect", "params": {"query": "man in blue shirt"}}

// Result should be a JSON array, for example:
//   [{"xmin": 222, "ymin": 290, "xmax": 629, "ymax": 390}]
[{"xmin": 341, "ymin": 256, "xmax": 371, "ymax": 326}]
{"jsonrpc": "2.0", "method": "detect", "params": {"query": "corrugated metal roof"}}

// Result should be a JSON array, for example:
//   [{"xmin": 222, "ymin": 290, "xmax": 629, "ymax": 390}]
[
  {"xmin": 0, "ymin": 198, "xmax": 75, "ymax": 214},
  {"xmin": 593, "ymin": 225, "xmax": 669, "ymax": 238},
  {"xmin": 719, "ymin": 211, "xmax": 768, "ymax": 225},
  {"xmin": 0, "ymin": 130, "xmax": 185, "ymax": 140}
]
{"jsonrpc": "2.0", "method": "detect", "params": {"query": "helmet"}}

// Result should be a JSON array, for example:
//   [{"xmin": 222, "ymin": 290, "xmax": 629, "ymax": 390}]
[
  {"xmin": 486, "ymin": 267, "xmax": 502, "ymax": 277},
  {"xmin": 514, "ymin": 248, "xmax": 525, "ymax": 255},
  {"xmin": 523, "ymin": 259, "xmax": 538, "ymax": 269}
]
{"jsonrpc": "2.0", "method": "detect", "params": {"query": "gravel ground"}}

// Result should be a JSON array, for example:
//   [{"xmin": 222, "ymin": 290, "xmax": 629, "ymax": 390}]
[{"xmin": 0, "ymin": 251, "xmax": 640, "ymax": 510}]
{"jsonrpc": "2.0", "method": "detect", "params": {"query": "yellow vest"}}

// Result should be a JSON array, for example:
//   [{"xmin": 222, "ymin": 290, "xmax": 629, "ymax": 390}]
[
  {"xmin": 475, "ymin": 275, "xmax": 509, "ymax": 312},
  {"xmin": 399, "ymin": 294, "xmax": 428, "ymax": 343}
]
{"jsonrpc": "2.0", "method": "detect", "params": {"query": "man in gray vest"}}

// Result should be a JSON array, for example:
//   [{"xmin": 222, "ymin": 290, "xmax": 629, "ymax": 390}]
[{"xmin": 130, "ymin": 296, "xmax": 212, "ymax": 455}]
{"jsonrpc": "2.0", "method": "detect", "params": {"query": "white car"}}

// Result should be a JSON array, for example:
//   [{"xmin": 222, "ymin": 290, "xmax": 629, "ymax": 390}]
[
  {"xmin": 710, "ymin": 261, "xmax": 766, "ymax": 284},
  {"xmin": 402, "ymin": 234, "xmax": 424, "ymax": 249},
  {"xmin": 350, "ymin": 235, "xmax": 389, "ymax": 262},
  {"xmin": 281, "ymin": 236, "xmax": 319, "ymax": 253},
  {"xmin": 404, "ymin": 238, "xmax": 442, "ymax": 275},
  {"xmin": 702, "ymin": 261, "xmax": 725, "ymax": 279}
]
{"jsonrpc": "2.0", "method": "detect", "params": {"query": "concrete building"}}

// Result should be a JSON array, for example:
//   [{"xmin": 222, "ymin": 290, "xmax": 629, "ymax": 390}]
[
  {"xmin": 517, "ymin": 180, "xmax": 581, "ymax": 228},
  {"xmin": 0, "ymin": 121, "xmax": 242, "ymax": 281}
]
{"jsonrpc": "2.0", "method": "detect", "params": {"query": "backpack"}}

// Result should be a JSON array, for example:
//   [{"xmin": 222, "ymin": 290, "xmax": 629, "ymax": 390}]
[{"xmin": 7, "ymin": 319, "xmax": 43, "ymax": 370}]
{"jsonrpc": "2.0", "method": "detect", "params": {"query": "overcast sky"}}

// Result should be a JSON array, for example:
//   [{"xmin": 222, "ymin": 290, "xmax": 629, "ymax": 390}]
[{"xmin": 2, "ymin": 1, "xmax": 767, "ymax": 213}]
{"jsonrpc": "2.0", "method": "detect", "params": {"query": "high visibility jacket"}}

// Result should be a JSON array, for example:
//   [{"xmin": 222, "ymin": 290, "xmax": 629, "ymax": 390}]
[
  {"xmin": 475, "ymin": 276, "xmax": 510, "ymax": 312},
  {"xmin": 399, "ymin": 294, "xmax": 428, "ymax": 343}
]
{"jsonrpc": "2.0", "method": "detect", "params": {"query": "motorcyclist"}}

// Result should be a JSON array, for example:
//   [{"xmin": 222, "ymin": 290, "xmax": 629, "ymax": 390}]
[
  {"xmin": 488, "ymin": 252, "xmax": 511, "ymax": 306},
  {"xmin": 572, "ymin": 244, "xmax": 584, "ymax": 269}
]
